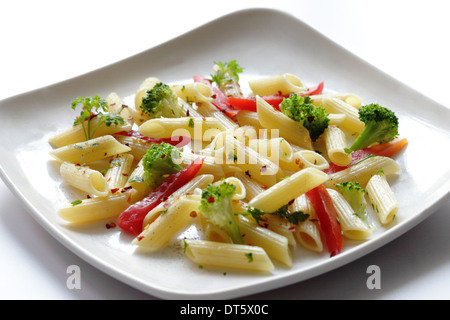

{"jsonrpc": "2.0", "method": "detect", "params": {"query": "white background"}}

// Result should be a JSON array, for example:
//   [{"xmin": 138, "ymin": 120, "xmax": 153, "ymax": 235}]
[{"xmin": 1, "ymin": 0, "xmax": 449, "ymax": 300}]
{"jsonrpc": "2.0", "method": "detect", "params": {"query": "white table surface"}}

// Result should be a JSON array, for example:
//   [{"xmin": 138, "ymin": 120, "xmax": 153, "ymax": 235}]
[{"xmin": 1, "ymin": 0, "xmax": 449, "ymax": 300}]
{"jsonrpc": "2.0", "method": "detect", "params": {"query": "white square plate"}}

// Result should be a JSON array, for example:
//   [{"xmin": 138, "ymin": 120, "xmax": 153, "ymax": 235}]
[{"xmin": 1, "ymin": 8, "xmax": 449, "ymax": 299}]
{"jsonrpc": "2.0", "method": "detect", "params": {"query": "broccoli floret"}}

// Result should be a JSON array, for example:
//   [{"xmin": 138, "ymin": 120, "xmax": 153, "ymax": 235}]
[
  {"xmin": 335, "ymin": 181, "xmax": 369, "ymax": 226},
  {"xmin": 279, "ymin": 94, "xmax": 329, "ymax": 142},
  {"xmin": 346, "ymin": 103, "xmax": 399, "ymax": 153},
  {"xmin": 139, "ymin": 82, "xmax": 182, "ymax": 118},
  {"xmin": 199, "ymin": 182, "xmax": 243, "ymax": 244},
  {"xmin": 141, "ymin": 142, "xmax": 183, "ymax": 189}
]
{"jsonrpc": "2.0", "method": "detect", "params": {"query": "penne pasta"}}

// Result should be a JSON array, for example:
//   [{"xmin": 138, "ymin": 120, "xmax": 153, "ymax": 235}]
[
  {"xmin": 133, "ymin": 196, "xmax": 201, "ymax": 252},
  {"xmin": 212, "ymin": 134, "xmax": 282, "ymax": 187},
  {"xmin": 138, "ymin": 116, "xmax": 225, "ymax": 140},
  {"xmin": 248, "ymin": 137, "xmax": 294, "ymax": 165},
  {"xmin": 234, "ymin": 172, "xmax": 265, "ymax": 201},
  {"xmin": 256, "ymin": 95, "xmax": 313, "ymax": 150},
  {"xmin": 104, "ymin": 153, "xmax": 135, "ymax": 190},
  {"xmin": 249, "ymin": 73, "xmax": 305, "ymax": 96},
  {"xmin": 248, "ymin": 167, "xmax": 329, "ymax": 213},
  {"xmin": 321, "ymin": 97, "xmax": 365, "ymax": 134},
  {"xmin": 280, "ymin": 149, "xmax": 329, "ymax": 172},
  {"xmin": 58, "ymin": 192, "xmax": 131, "ymax": 223},
  {"xmin": 365, "ymin": 172, "xmax": 399, "ymax": 225},
  {"xmin": 196, "ymin": 101, "xmax": 239, "ymax": 132},
  {"xmin": 171, "ymin": 82, "xmax": 214, "ymax": 104},
  {"xmin": 49, "ymin": 135, "xmax": 132, "ymax": 164},
  {"xmin": 181, "ymin": 239, "xmax": 275, "ymax": 272},
  {"xmin": 325, "ymin": 156, "xmax": 400, "ymax": 188},
  {"xmin": 238, "ymin": 215, "xmax": 292, "ymax": 267},
  {"xmin": 235, "ymin": 110, "xmax": 264, "ymax": 130},
  {"xmin": 60, "ymin": 161, "xmax": 110, "ymax": 198},
  {"xmin": 291, "ymin": 194, "xmax": 323, "ymax": 253},
  {"xmin": 48, "ymin": 116, "xmax": 132, "ymax": 148},
  {"xmin": 324, "ymin": 125, "xmax": 352, "ymax": 167},
  {"xmin": 326, "ymin": 188, "xmax": 372, "ymax": 240}
]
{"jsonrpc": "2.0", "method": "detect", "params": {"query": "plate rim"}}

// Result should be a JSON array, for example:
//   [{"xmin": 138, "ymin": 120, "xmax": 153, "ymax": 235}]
[{"xmin": 1, "ymin": 7, "xmax": 450, "ymax": 299}]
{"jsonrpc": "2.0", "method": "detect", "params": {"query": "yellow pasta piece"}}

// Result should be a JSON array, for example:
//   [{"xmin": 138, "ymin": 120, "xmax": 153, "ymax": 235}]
[{"xmin": 181, "ymin": 239, "xmax": 275, "ymax": 272}]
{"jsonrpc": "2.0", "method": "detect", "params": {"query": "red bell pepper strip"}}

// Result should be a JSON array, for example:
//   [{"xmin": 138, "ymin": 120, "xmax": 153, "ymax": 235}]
[
  {"xmin": 117, "ymin": 157, "xmax": 205, "ymax": 235},
  {"xmin": 224, "ymin": 81, "xmax": 325, "ymax": 112},
  {"xmin": 114, "ymin": 130, "xmax": 191, "ymax": 149},
  {"xmin": 225, "ymin": 95, "xmax": 285, "ymax": 112},
  {"xmin": 305, "ymin": 185, "xmax": 343, "ymax": 257},
  {"xmin": 324, "ymin": 138, "xmax": 408, "ymax": 174}
]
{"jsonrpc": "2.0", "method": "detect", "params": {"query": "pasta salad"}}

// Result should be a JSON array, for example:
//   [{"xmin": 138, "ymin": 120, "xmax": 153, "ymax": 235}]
[{"xmin": 48, "ymin": 60, "xmax": 408, "ymax": 272}]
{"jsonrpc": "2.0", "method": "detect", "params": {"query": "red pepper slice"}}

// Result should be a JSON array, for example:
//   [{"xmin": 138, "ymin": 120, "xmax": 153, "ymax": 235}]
[
  {"xmin": 114, "ymin": 130, "xmax": 191, "ymax": 149},
  {"xmin": 117, "ymin": 157, "xmax": 205, "ymax": 235},
  {"xmin": 224, "ymin": 82, "xmax": 325, "ymax": 112},
  {"xmin": 305, "ymin": 185, "xmax": 343, "ymax": 257},
  {"xmin": 324, "ymin": 138, "xmax": 408, "ymax": 174},
  {"xmin": 225, "ymin": 95, "xmax": 285, "ymax": 112}
]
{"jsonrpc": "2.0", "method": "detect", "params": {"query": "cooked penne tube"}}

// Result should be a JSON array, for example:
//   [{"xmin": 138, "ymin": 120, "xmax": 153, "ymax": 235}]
[
  {"xmin": 133, "ymin": 196, "xmax": 201, "ymax": 252},
  {"xmin": 249, "ymin": 73, "xmax": 305, "ymax": 95},
  {"xmin": 233, "ymin": 125, "xmax": 258, "ymax": 146},
  {"xmin": 196, "ymin": 101, "xmax": 239, "ymax": 132},
  {"xmin": 248, "ymin": 167, "xmax": 329, "ymax": 213},
  {"xmin": 58, "ymin": 192, "xmax": 131, "ymax": 223},
  {"xmin": 325, "ymin": 156, "xmax": 400, "ymax": 188},
  {"xmin": 328, "ymin": 113, "xmax": 347, "ymax": 126},
  {"xmin": 365, "ymin": 172, "xmax": 399, "ymax": 225},
  {"xmin": 235, "ymin": 110, "xmax": 264, "ymax": 130},
  {"xmin": 310, "ymin": 93, "xmax": 362, "ymax": 109},
  {"xmin": 138, "ymin": 116, "xmax": 225, "ymax": 140},
  {"xmin": 291, "ymin": 194, "xmax": 323, "ymax": 253},
  {"xmin": 49, "ymin": 135, "xmax": 132, "ymax": 164},
  {"xmin": 60, "ymin": 162, "xmax": 110, "ymax": 197},
  {"xmin": 104, "ymin": 154, "xmax": 135, "ymax": 190},
  {"xmin": 326, "ymin": 188, "xmax": 372, "ymax": 240},
  {"xmin": 238, "ymin": 215, "xmax": 292, "ymax": 267},
  {"xmin": 234, "ymin": 172, "xmax": 265, "ymax": 201},
  {"xmin": 212, "ymin": 134, "xmax": 282, "ymax": 187},
  {"xmin": 321, "ymin": 97, "xmax": 365, "ymax": 134},
  {"xmin": 48, "ymin": 116, "xmax": 132, "ymax": 148},
  {"xmin": 256, "ymin": 95, "xmax": 313, "ymax": 150},
  {"xmin": 324, "ymin": 125, "xmax": 352, "ymax": 167},
  {"xmin": 113, "ymin": 135, "xmax": 153, "ymax": 161},
  {"xmin": 248, "ymin": 137, "xmax": 293, "ymax": 165},
  {"xmin": 256, "ymin": 214, "xmax": 297, "ymax": 246},
  {"xmin": 180, "ymin": 152, "xmax": 225, "ymax": 180},
  {"xmin": 181, "ymin": 239, "xmax": 275, "ymax": 272},
  {"xmin": 280, "ymin": 149, "xmax": 329, "ymax": 172},
  {"xmin": 171, "ymin": 82, "xmax": 214, "ymax": 104}
]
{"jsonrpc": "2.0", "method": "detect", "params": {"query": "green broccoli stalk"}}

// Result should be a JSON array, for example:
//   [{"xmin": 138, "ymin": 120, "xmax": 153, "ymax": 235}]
[
  {"xmin": 335, "ymin": 181, "xmax": 369, "ymax": 226},
  {"xmin": 345, "ymin": 103, "xmax": 399, "ymax": 154},
  {"xmin": 199, "ymin": 182, "xmax": 244, "ymax": 244},
  {"xmin": 139, "ymin": 82, "xmax": 182, "ymax": 118},
  {"xmin": 141, "ymin": 142, "xmax": 183, "ymax": 189},
  {"xmin": 279, "ymin": 94, "xmax": 330, "ymax": 142}
]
